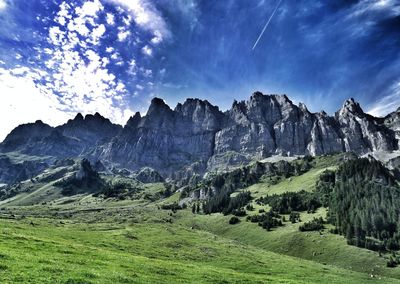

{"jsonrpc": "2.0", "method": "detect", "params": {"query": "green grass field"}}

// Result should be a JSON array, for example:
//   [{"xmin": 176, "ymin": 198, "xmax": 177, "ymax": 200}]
[
  {"xmin": 176, "ymin": 208, "xmax": 400, "ymax": 281},
  {"xmin": 1, "ymin": 153, "xmax": 400, "ymax": 283},
  {"xmin": 1, "ymin": 214, "xmax": 398, "ymax": 284}
]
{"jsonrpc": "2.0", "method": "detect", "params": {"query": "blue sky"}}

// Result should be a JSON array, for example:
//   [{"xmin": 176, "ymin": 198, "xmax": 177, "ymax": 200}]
[{"xmin": 0, "ymin": 0, "xmax": 399, "ymax": 140}]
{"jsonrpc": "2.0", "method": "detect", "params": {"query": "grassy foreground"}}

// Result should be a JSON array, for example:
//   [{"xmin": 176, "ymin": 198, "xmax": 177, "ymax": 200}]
[
  {"xmin": 1, "ymin": 154, "xmax": 399, "ymax": 283},
  {"xmin": 0, "ymin": 214, "xmax": 396, "ymax": 284}
]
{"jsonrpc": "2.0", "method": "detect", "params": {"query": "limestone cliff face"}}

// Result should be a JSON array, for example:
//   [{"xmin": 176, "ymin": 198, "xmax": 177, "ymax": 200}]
[
  {"xmin": 94, "ymin": 93, "xmax": 397, "ymax": 175},
  {"xmin": 91, "ymin": 98, "xmax": 224, "ymax": 174},
  {"xmin": 212, "ymin": 93, "xmax": 343, "ymax": 164},
  {"xmin": 1, "ymin": 92, "xmax": 398, "ymax": 180},
  {"xmin": 336, "ymin": 99, "xmax": 396, "ymax": 153},
  {"xmin": 384, "ymin": 107, "xmax": 400, "ymax": 147}
]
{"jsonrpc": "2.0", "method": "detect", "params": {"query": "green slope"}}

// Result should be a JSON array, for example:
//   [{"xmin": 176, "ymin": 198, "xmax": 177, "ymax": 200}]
[
  {"xmin": 177, "ymin": 208, "xmax": 400, "ymax": 281},
  {"xmin": 0, "ymin": 217, "xmax": 396, "ymax": 284},
  {"xmin": 1, "ymin": 153, "xmax": 399, "ymax": 283}
]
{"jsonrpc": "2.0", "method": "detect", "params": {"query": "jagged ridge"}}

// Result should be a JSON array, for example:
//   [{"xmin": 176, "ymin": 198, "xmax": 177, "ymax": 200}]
[{"xmin": 0, "ymin": 92, "xmax": 398, "ymax": 182}]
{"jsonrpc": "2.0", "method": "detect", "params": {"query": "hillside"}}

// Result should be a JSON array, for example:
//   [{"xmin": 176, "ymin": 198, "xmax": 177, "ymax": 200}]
[{"xmin": 1, "ymin": 154, "xmax": 400, "ymax": 283}]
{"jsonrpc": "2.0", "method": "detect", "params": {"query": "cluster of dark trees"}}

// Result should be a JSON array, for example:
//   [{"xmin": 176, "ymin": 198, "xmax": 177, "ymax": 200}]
[
  {"xmin": 161, "ymin": 202, "xmax": 185, "ymax": 213},
  {"xmin": 323, "ymin": 158, "xmax": 400, "ymax": 252},
  {"xmin": 0, "ymin": 183, "xmax": 22, "ymax": 201},
  {"xmin": 202, "ymin": 191, "xmax": 252, "ymax": 215},
  {"xmin": 246, "ymin": 210, "xmax": 283, "ymax": 231},
  {"xmin": 258, "ymin": 190, "xmax": 321, "ymax": 214},
  {"xmin": 299, "ymin": 217, "xmax": 324, "ymax": 231},
  {"xmin": 254, "ymin": 158, "xmax": 400, "ymax": 252},
  {"xmin": 229, "ymin": 216, "xmax": 240, "ymax": 224},
  {"xmin": 289, "ymin": 212, "xmax": 301, "ymax": 223},
  {"xmin": 191, "ymin": 203, "xmax": 201, "ymax": 214},
  {"xmin": 98, "ymin": 180, "xmax": 141, "ymax": 199},
  {"xmin": 387, "ymin": 253, "xmax": 400, "ymax": 267},
  {"xmin": 198, "ymin": 157, "xmax": 315, "ymax": 215},
  {"xmin": 57, "ymin": 160, "xmax": 151, "ymax": 199}
]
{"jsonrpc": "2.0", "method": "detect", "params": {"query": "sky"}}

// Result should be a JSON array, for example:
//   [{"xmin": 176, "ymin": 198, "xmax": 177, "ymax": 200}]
[{"xmin": 0, "ymin": 0, "xmax": 399, "ymax": 141}]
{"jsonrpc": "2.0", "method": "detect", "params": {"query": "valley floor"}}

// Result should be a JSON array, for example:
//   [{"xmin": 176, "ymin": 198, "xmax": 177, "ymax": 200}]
[
  {"xmin": 1, "ymin": 200, "xmax": 400, "ymax": 284},
  {"xmin": 1, "ymin": 154, "xmax": 400, "ymax": 283}
]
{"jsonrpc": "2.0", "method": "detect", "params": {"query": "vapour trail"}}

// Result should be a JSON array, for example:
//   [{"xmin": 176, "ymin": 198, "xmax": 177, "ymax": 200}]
[{"xmin": 252, "ymin": 0, "xmax": 283, "ymax": 50}]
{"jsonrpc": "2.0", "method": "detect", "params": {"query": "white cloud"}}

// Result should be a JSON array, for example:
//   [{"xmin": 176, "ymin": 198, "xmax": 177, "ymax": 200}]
[
  {"xmin": 117, "ymin": 29, "xmax": 130, "ymax": 41},
  {"xmin": 141, "ymin": 45, "xmax": 152, "ymax": 56},
  {"xmin": 150, "ymin": 30, "xmax": 162, "ymax": 45},
  {"xmin": 106, "ymin": 13, "xmax": 115, "ymax": 25},
  {"xmin": 38, "ymin": 0, "xmax": 133, "ymax": 127},
  {"xmin": 107, "ymin": 0, "xmax": 171, "ymax": 42},
  {"xmin": 0, "ymin": 67, "xmax": 72, "ymax": 142},
  {"xmin": 55, "ymin": 2, "xmax": 72, "ymax": 26},
  {"xmin": 347, "ymin": 0, "xmax": 400, "ymax": 20},
  {"xmin": 91, "ymin": 24, "xmax": 106, "ymax": 44},
  {"xmin": 76, "ymin": 0, "xmax": 104, "ymax": 18},
  {"xmin": 0, "ymin": 0, "xmax": 6, "ymax": 11},
  {"xmin": 0, "ymin": 0, "xmax": 173, "ymax": 139},
  {"xmin": 367, "ymin": 81, "xmax": 400, "ymax": 117}
]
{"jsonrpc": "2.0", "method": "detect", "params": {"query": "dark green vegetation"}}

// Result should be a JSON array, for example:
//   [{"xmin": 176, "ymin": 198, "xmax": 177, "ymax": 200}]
[
  {"xmin": 326, "ymin": 158, "xmax": 400, "ymax": 252},
  {"xmin": 1, "ymin": 153, "xmax": 400, "ymax": 283},
  {"xmin": 299, "ymin": 217, "xmax": 325, "ymax": 232}
]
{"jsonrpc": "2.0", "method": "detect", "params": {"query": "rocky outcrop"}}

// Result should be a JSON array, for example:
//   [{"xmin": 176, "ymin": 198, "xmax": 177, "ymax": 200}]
[
  {"xmin": 0, "ymin": 113, "xmax": 122, "ymax": 158},
  {"xmin": 0, "ymin": 155, "xmax": 48, "ymax": 184},
  {"xmin": 0, "ymin": 92, "xmax": 398, "ymax": 181},
  {"xmin": 0, "ymin": 120, "xmax": 53, "ymax": 152},
  {"xmin": 57, "ymin": 113, "xmax": 122, "ymax": 146},
  {"xmin": 91, "ymin": 98, "xmax": 224, "ymax": 174},
  {"xmin": 335, "ymin": 99, "xmax": 396, "ymax": 153},
  {"xmin": 134, "ymin": 167, "xmax": 164, "ymax": 183},
  {"xmin": 385, "ymin": 107, "xmax": 400, "ymax": 131},
  {"xmin": 384, "ymin": 107, "xmax": 400, "ymax": 148}
]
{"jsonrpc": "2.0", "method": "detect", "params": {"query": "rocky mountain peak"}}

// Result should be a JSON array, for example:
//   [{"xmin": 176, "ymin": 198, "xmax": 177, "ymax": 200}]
[
  {"xmin": 338, "ymin": 98, "xmax": 364, "ymax": 117},
  {"xmin": 142, "ymin": 97, "xmax": 174, "ymax": 129},
  {"xmin": 74, "ymin": 113, "xmax": 84, "ymax": 121},
  {"xmin": 1, "ymin": 92, "xmax": 398, "ymax": 182},
  {"xmin": 85, "ymin": 112, "xmax": 109, "ymax": 123},
  {"xmin": 2, "ymin": 120, "xmax": 53, "ymax": 149},
  {"xmin": 147, "ymin": 97, "xmax": 172, "ymax": 115},
  {"xmin": 175, "ymin": 98, "xmax": 219, "ymax": 114},
  {"xmin": 298, "ymin": 102, "xmax": 309, "ymax": 113},
  {"xmin": 229, "ymin": 99, "xmax": 248, "ymax": 124},
  {"xmin": 125, "ymin": 112, "xmax": 142, "ymax": 129}
]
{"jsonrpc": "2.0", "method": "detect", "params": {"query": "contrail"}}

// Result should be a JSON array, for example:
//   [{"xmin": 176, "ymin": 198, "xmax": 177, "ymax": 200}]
[{"xmin": 252, "ymin": 0, "xmax": 283, "ymax": 50}]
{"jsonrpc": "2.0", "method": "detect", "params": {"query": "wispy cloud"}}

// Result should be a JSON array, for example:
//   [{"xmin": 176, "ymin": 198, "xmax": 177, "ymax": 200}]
[
  {"xmin": 107, "ymin": 0, "xmax": 171, "ymax": 41},
  {"xmin": 0, "ymin": 67, "xmax": 71, "ymax": 142},
  {"xmin": 0, "ymin": 0, "xmax": 174, "ymax": 140},
  {"xmin": 40, "ymin": 0, "xmax": 132, "ymax": 124},
  {"xmin": 367, "ymin": 80, "xmax": 400, "ymax": 117},
  {"xmin": 0, "ymin": 0, "xmax": 6, "ymax": 11}
]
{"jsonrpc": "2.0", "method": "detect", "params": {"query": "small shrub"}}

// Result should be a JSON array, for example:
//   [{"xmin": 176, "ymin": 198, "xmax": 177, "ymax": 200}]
[
  {"xmin": 246, "ymin": 204, "xmax": 254, "ymax": 211},
  {"xmin": 229, "ymin": 216, "xmax": 240, "ymax": 225},
  {"xmin": 299, "ymin": 217, "xmax": 324, "ymax": 232},
  {"xmin": 232, "ymin": 208, "xmax": 246, "ymax": 217}
]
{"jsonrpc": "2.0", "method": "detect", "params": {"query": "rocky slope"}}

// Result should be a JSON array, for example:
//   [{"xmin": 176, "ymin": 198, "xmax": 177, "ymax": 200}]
[
  {"xmin": 0, "ymin": 113, "xmax": 122, "ymax": 158},
  {"xmin": 0, "ymin": 92, "xmax": 398, "ymax": 182}
]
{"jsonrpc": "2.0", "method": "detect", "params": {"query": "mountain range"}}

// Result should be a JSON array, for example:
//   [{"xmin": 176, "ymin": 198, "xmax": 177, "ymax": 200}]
[{"xmin": 1, "ymin": 91, "xmax": 399, "ymax": 184}]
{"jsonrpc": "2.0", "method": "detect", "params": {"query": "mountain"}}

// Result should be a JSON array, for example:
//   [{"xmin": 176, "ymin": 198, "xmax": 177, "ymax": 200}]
[
  {"xmin": 1, "ymin": 113, "xmax": 122, "ymax": 158},
  {"xmin": 94, "ymin": 92, "xmax": 398, "ymax": 176},
  {"xmin": 385, "ymin": 107, "xmax": 400, "ymax": 142},
  {"xmin": 0, "ymin": 92, "xmax": 399, "ymax": 183}
]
